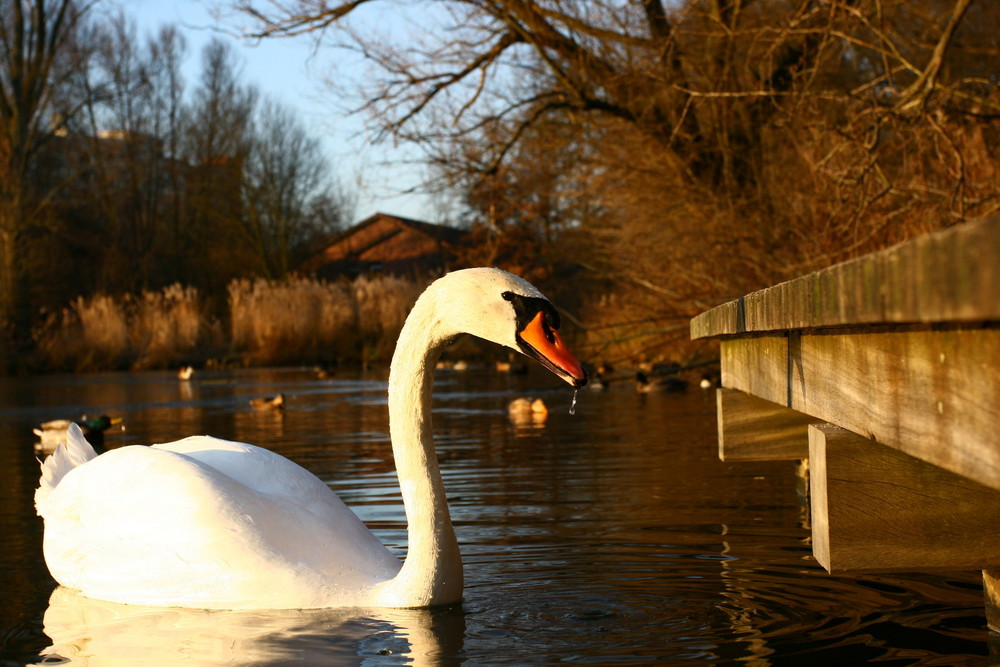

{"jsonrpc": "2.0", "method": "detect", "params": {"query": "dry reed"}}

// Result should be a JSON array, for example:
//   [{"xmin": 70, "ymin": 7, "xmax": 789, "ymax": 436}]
[
  {"xmin": 227, "ymin": 273, "xmax": 428, "ymax": 366},
  {"xmin": 228, "ymin": 275, "xmax": 357, "ymax": 365},
  {"xmin": 130, "ymin": 284, "xmax": 211, "ymax": 369},
  {"xmin": 32, "ymin": 274, "xmax": 431, "ymax": 371},
  {"xmin": 352, "ymin": 275, "xmax": 426, "ymax": 363},
  {"xmin": 32, "ymin": 284, "xmax": 217, "ymax": 371},
  {"xmin": 32, "ymin": 294, "xmax": 131, "ymax": 371}
]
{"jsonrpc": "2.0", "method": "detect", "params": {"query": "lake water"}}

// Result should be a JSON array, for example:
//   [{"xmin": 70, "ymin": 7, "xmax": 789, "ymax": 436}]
[{"xmin": 0, "ymin": 366, "xmax": 994, "ymax": 665}]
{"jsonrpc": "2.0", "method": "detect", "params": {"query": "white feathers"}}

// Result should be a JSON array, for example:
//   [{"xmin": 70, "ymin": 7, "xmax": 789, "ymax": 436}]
[{"xmin": 35, "ymin": 424, "xmax": 98, "ymax": 513}]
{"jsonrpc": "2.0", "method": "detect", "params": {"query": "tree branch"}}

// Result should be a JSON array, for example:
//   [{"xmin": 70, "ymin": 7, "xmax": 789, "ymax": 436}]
[{"xmin": 895, "ymin": 0, "xmax": 973, "ymax": 112}]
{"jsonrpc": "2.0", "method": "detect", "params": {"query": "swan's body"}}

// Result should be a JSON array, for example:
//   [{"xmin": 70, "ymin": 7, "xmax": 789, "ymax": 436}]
[
  {"xmin": 36, "ymin": 268, "xmax": 587, "ymax": 610},
  {"xmin": 36, "ymin": 430, "xmax": 396, "ymax": 608}
]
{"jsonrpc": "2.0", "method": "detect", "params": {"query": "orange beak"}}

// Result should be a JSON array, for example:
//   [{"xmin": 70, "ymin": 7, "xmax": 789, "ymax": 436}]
[{"xmin": 517, "ymin": 312, "xmax": 588, "ymax": 388}]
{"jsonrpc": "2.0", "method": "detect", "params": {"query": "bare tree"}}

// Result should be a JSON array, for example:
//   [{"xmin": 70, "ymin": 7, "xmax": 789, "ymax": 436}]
[
  {"xmin": 179, "ymin": 38, "xmax": 348, "ymax": 287},
  {"xmin": 231, "ymin": 0, "xmax": 996, "ymax": 220},
  {"xmin": 0, "ymin": 0, "xmax": 95, "ymax": 353},
  {"xmin": 177, "ymin": 2, "xmax": 1000, "ymax": 362},
  {"xmin": 72, "ymin": 12, "xmax": 188, "ymax": 292},
  {"xmin": 243, "ymin": 96, "xmax": 347, "ymax": 277},
  {"xmin": 232, "ymin": 2, "xmax": 999, "ymax": 257},
  {"xmin": 145, "ymin": 24, "xmax": 189, "ymax": 282},
  {"xmin": 181, "ymin": 37, "xmax": 259, "ymax": 291}
]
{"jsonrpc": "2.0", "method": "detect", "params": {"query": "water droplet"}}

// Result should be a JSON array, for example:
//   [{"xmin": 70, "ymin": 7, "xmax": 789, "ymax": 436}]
[{"xmin": 569, "ymin": 389, "xmax": 578, "ymax": 415}]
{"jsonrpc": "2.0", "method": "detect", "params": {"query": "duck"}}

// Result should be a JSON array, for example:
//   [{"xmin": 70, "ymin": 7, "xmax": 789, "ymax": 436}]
[
  {"xmin": 34, "ymin": 268, "xmax": 588, "ymax": 610},
  {"xmin": 495, "ymin": 357, "xmax": 528, "ymax": 375},
  {"xmin": 699, "ymin": 373, "xmax": 718, "ymax": 390},
  {"xmin": 249, "ymin": 393, "xmax": 285, "ymax": 411},
  {"xmin": 635, "ymin": 371, "xmax": 688, "ymax": 393},
  {"xmin": 508, "ymin": 397, "xmax": 549, "ymax": 425},
  {"xmin": 177, "ymin": 366, "xmax": 195, "ymax": 380},
  {"xmin": 587, "ymin": 370, "xmax": 610, "ymax": 391},
  {"xmin": 33, "ymin": 415, "xmax": 124, "ymax": 454}
]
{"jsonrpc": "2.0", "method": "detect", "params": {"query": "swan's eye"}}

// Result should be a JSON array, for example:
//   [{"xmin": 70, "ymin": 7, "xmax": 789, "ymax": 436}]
[{"xmin": 541, "ymin": 319, "xmax": 556, "ymax": 343}]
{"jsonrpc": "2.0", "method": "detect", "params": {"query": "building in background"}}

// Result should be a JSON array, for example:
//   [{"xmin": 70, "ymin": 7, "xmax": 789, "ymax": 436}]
[{"xmin": 300, "ymin": 212, "xmax": 469, "ymax": 279}]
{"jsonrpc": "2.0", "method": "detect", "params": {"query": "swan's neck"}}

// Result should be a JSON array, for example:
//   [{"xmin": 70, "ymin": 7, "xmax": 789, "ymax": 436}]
[{"xmin": 379, "ymin": 296, "xmax": 463, "ymax": 606}]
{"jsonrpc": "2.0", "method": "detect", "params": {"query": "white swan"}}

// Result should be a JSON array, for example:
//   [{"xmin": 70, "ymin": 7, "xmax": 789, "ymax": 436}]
[{"xmin": 34, "ymin": 268, "xmax": 588, "ymax": 610}]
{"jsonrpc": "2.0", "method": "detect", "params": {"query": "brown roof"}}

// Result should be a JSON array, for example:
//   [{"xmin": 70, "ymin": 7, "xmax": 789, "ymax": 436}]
[{"xmin": 299, "ymin": 212, "xmax": 469, "ymax": 278}]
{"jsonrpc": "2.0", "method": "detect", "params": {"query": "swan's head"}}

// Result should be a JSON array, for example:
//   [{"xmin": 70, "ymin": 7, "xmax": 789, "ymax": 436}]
[{"xmin": 427, "ymin": 268, "xmax": 588, "ymax": 388}]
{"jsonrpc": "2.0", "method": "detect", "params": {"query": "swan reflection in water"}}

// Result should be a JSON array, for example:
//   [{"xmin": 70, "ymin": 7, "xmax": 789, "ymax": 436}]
[{"xmin": 32, "ymin": 586, "xmax": 465, "ymax": 666}]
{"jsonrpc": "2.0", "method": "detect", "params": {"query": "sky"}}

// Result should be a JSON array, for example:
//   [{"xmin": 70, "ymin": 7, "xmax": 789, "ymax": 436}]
[{"xmin": 127, "ymin": 0, "xmax": 441, "ymax": 224}]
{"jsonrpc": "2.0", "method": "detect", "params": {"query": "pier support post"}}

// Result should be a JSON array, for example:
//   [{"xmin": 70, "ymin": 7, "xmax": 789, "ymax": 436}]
[
  {"xmin": 984, "ymin": 571, "xmax": 1000, "ymax": 633},
  {"xmin": 809, "ymin": 424, "xmax": 1000, "ymax": 573}
]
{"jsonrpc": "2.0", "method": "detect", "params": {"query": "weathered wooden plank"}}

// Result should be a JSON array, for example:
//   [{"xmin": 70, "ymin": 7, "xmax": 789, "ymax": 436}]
[
  {"xmin": 690, "ymin": 215, "xmax": 1000, "ymax": 339},
  {"xmin": 690, "ymin": 299, "xmax": 742, "ymax": 340},
  {"xmin": 720, "ymin": 336, "xmax": 788, "ymax": 406},
  {"xmin": 716, "ymin": 388, "xmax": 814, "ymax": 461},
  {"xmin": 808, "ymin": 424, "xmax": 1000, "ymax": 573},
  {"xmin": 716, "ymin": 327, "xmax": 1000, "ymax": 490},
  {"xmin": 792, "ymin": 327, "xmax": 1000, "ymax": 491}
]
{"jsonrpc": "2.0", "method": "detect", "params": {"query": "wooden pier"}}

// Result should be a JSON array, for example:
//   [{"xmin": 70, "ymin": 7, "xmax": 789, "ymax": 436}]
[{"xmin": 690, "ymin": 215, "xmax": 1000, "ymax": 628}]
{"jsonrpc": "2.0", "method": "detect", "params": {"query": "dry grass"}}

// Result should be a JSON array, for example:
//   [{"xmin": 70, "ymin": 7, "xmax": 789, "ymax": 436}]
[
  {"xmin": 130, "ymin": 284, "xmax": 213, "ymax": 369},
  {"xmin": 228, "ymin": 273, "xmax": 428, "ymax": 366},
  {"xmin": 228, "ymin": 275, "xmax": 357, "ymax": 365},
  {"xmin": 33, "ymin": 284, "xmax": 218, "ymax": 371},
  {"xmin": 32, "ymin": 274, "xmax": 431, "ymax": 371},
  {"xmin": 352, "ymin": 275, "xmax": 426, "ymax": 363}
]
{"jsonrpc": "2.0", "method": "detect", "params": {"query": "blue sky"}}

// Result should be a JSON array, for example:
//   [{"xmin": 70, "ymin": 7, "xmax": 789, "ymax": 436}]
[{"xmin": 126, "ymin": 0, "xmax": 440, "ymax": 224}]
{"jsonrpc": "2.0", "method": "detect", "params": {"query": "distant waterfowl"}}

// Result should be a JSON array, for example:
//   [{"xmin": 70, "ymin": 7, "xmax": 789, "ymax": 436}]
[
  {"xmin": 635, "ymin": 371, "xmax": 688, "ymax": 393},
  {"xmin": 588, "ymin": 372, "xmax": 609, "ymax": 391},
  {"xmin": 508, "ymin": 397, "xmax": 549, "ymax": 425},
  {"xmin": 177, "ymin": 366, "xmax": 194, "ymax": 380},
  {"xmin": 435, "ymin": 359, "xmax": 470, "ymax": 370},
  {"xmin": 495, "ymin": 358, "xmax": 528, "ymax": 375},
  {"xmin": 638, "ymin": 361, "xmax": 680, "ymax": 376},
  {"xmin": 33, "ymin": 415, "xmax": 124, "ymax": 453},
  {"xmin": 699, "ymin": 373, "xmax": 718, "ymax": 390},
  {"xmin": 249, "ymin": 393, "xmax": 285, "ymax": 410},
  {"xmin": 35, "ymin": 268, "xmax": 587, "ymax": 609}
]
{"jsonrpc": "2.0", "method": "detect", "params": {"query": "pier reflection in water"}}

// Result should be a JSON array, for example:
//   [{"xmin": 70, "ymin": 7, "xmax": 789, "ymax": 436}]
[{"xmin": 0, "ymin": 367, "xmax": 991, "ymax": 665}]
